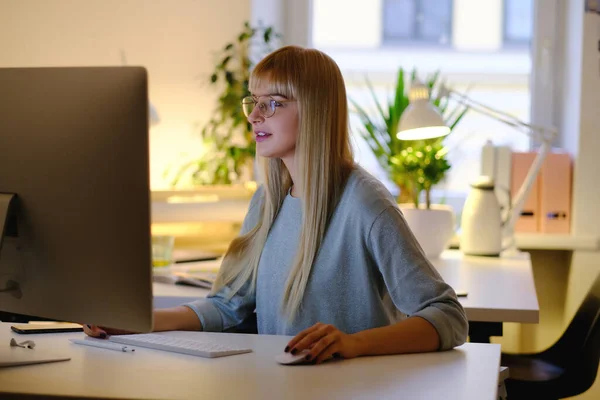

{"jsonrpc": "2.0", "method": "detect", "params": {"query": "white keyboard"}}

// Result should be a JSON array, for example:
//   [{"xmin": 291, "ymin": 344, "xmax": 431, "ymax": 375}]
[{"xmin": 109, "ymin": 334, "xmax": 252, "ymax": 358}]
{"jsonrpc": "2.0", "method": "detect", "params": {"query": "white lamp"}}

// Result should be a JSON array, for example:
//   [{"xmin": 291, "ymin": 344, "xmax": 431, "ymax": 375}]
[
  {"xmin": 397, "ymin": 81, "xmax": 450, "ymax": 140},
  {"xmin": 397, "ymin": 81, "xmax": 558, "ymax": 255}
]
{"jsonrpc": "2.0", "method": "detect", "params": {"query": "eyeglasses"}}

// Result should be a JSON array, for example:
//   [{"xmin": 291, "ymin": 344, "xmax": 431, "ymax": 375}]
[{"xmin": 242, "ymin": 95, "xmax": 295, "ymax": 118}]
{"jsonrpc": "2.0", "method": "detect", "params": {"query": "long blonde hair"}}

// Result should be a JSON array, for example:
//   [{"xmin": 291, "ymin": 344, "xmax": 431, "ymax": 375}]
[{"xmin": 211, "ymin": 46, "xmax": 354, "ymax": 319}]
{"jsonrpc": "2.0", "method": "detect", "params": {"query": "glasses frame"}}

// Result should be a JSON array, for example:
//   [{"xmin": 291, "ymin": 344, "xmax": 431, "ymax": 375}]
[{"xmin": 241, "ymin": 95, "xmax": 296, "ymax": 119}]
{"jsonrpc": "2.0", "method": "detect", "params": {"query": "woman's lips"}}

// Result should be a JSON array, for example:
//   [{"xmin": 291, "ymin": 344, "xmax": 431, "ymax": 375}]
[{"xmin": 255, "ymin": 131, "xmax": 272, "ymax": 142}]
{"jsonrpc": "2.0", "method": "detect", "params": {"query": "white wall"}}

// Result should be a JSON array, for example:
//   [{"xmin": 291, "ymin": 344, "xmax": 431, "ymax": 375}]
[
  {"xmin": 0, "ymin": 0, "xmax": 250, "ymax": 190},
  {"xmin": 568, "ymin": 10, "xmax": 600, "ymax": 239},
  {"xmin": 559, "ymin": 3, "xmax": 600, "ymax": 321}
]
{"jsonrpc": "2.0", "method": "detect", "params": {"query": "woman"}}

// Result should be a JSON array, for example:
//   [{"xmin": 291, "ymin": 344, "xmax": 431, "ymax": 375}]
[{"xmin": 86, "ymin": 46, "xmax": 468, "ymax": 364}]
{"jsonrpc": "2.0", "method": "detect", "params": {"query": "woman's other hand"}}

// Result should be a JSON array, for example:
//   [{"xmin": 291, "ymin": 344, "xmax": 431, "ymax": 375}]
[
  {"xmin": 285, "ymin": 322, "xmax": 364, "ymax": 364},
  {"xmin": 82, "ymin": 324, "xmax": 135, "ymax": 338}
]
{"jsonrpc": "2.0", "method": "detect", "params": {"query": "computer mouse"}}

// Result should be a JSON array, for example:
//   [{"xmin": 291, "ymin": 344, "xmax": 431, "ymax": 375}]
[{"xmin": 275, "ymin": 349, "xmax": 311, "ymax": 365}]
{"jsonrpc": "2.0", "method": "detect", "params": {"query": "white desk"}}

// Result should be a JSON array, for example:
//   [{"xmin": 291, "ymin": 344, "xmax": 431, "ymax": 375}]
[
  {"xmin": 154, "ymin": 250, "xmax": 540, "ymax": 324},
  {"xmin": 431, "ymin": 251, "xmax": 539, "ymax": 324},
  {"xmin": 0, "ymin": 324, "xmax": 501, "ymax": 400}
]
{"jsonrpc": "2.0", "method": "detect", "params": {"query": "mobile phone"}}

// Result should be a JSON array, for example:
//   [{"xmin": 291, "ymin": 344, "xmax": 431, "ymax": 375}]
[{"xmin": 10, "ymin": 323, "xmax": 83, "ymax": 334}]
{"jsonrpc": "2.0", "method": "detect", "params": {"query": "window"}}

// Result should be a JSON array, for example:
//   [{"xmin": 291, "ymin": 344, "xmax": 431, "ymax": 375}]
[
  {"xmin": 504, "ymin": 0, "xmax": 534, "ymax": 45},
  {"xmin": 311, "ymin": 0, "xmax": 549, "ymax": 210},
  {"xmin": 382, "ymin": 0, "xmax": 453, "ymax": 46},
  {"xmin": 381, "ymin": 0, "xmax": 534, "ymax": 48}
]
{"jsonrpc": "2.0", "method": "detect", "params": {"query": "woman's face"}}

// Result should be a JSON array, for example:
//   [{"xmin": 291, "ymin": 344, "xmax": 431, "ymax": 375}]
[{"xmin": 246, "ymin": 81, "xmax": 299, "ymax": 161}]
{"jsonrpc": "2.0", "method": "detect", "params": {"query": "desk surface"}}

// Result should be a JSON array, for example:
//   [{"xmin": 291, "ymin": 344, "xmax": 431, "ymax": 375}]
[
  {"xmin": 430, "ymin": 251, "xmax": 539, "ymax": 323},
  {"xmin": 154, "ymin": 250, "xmax": 539, "ymax": 324},
  {"xmin": 0, "ymin": 325, "xmax": 501, "ymax": 400}
]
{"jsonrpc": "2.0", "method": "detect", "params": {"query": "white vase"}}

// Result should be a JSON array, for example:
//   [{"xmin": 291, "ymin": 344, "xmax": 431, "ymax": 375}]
[{"xmin": 398, "ymin": 204, "xmax": 455, "ymax": 259}]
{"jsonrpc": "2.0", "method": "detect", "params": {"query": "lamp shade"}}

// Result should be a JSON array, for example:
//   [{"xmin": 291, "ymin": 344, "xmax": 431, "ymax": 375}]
[{"xmin": 397, "ymin": 81, "xmax": 450, "ymax": 140}]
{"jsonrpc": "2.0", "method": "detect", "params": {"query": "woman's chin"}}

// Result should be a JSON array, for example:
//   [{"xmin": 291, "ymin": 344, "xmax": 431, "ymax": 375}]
[
  {"xmin": 256, "ymin": 144, "xmax": 294, "ymax": 160},
  {"xmin": 256, "ymin": 147, "xmax": 280, "ymax": 159},
  {"xmin": 256, "ymin": 150, "xmax": 275, "ymax": 158}
]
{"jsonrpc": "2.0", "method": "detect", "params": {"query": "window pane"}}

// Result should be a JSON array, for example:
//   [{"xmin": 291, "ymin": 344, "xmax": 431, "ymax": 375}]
[
  {"xmin": 505, "ymin": 0, "xmax": 533, "ymax": 43},
  {"xmin": 419, "ymin": 0, "xmax": 452, "ymax": 44},
  {"xmin": 383, "ymin": 0, "xmax": 416, "ymax": 40},
  {"xmin": 383, "ymin": 0, "xmax": 452, "ymax": 44}
]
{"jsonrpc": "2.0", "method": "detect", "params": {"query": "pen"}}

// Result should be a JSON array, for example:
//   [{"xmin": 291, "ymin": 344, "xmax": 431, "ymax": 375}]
[{"xmin": 70, "ymin": 338, "xmax": 135, "ymax": 353}]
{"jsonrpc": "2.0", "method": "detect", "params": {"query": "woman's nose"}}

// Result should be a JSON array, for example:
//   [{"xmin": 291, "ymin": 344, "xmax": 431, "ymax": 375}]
[{"xmin": 247, "ymin": 105, "xmax": 264, "ymax": 124}]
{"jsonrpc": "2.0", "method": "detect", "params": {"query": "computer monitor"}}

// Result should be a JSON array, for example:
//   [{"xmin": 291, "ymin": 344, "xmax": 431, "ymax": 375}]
[{"xmin": 0, "ymin": 66, "xmax": 153, "ymax": 333}]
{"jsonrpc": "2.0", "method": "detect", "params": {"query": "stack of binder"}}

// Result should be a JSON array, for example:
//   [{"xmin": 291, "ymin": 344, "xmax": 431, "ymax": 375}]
[{"xmin": 481, "ymin": 143, "xmax": 572, "ymax": 234}]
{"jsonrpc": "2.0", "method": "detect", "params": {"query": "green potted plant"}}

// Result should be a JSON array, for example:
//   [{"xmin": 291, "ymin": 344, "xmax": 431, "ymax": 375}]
[
  {"xmin": 351, "ymin": 69, "xmax": 469, "ymax": 258},
  {"xmin": 165, "ymin": 21, "xmax": 281, "ymax": 188}
]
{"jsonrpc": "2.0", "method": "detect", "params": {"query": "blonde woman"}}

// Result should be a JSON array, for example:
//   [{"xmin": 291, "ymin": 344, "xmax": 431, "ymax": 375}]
[{"xmin": 85, "ymin": 46, "xmax": 468, "ymax": 364}]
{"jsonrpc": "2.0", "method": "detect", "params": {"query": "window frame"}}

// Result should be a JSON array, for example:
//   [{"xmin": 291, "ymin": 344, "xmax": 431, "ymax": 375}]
[{"xmin": 528, "ymin": 0, "xmax": 561, "ymax": 145}]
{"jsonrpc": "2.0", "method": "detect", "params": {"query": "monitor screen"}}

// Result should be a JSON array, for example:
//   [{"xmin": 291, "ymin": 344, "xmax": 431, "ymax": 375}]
[{"xmin": 0, "ymin": 66, "xmax": 153, "ymax": 332}]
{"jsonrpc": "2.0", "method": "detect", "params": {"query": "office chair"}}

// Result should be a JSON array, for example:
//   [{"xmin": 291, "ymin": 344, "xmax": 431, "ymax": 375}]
[{"xmin": 500, "ymin": 273, "xmax": 600, "ymax": 399}]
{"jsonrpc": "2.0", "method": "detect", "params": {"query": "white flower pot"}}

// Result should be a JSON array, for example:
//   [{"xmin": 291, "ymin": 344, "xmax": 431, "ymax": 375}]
[{"xmin": 398, "ymin": 204, "xmax": 455, "ymax": 259}]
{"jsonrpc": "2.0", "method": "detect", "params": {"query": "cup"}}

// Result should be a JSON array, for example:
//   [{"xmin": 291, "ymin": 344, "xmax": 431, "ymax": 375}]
[{"xmin": 151, "ymin": 235, "xmax": 175, "ymax": 270}]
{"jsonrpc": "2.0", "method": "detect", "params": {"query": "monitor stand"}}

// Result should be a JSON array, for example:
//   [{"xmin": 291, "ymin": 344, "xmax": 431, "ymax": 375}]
[{"xmin": 0, "ymin": 193, "xmax": 71, "ymax": 367}]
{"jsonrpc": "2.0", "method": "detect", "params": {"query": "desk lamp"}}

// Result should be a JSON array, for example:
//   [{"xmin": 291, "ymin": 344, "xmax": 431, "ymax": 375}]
[{"xmin": 397, "ymin": 81, "xmax": 557, "ymax": 255}]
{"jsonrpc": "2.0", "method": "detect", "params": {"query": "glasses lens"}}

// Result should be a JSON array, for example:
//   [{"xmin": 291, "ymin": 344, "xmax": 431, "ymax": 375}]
[
  {"xmin": 242, "ymin": 97, "xmax": 276, "ymax": 118},
  {"xmin": 262, "ymin": 99, "xmax": 276, "ymax": 118},
  {"xmin": 242, "ymin": 97, "xmax": 254, "ymax": 117}
]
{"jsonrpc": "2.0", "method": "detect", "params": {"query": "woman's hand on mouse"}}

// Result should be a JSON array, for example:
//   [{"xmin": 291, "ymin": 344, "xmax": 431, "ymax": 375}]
[
  {"xmin": 82, "ymin": 324, "xmax": 135, "ymax": 338},
  {"xmin": 285, "ymin": 322, "xmax": 363, "ymax": 364}
]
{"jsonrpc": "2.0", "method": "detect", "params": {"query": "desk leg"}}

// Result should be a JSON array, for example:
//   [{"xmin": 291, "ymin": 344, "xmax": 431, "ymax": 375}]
[{"xmin": 468, "ymin": 321, "xmax": 502, "ymax": 343}]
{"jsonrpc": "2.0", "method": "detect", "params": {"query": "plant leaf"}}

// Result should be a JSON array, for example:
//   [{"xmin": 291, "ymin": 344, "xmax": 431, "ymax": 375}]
[
  {"xmin": 349, "ymin": 98, "xmax": 389, "ymax": 156},
  {"xmin": 448, "ymin": 106, "xmax": 469, "ymax": 130},
  {"xmin": 364, "ymin": 74, "xmax": 388, "ymax": 128},
  {"xmin": 391, "ymin": 68, "xmax": 408, "ymax": 136},
  {"xmin": 220, "ymin": 55, "xmax": 231, "ymax": 69},
  {"xmin": 264, "ymin": 27, "xmax": 272, "ymax": 43}
]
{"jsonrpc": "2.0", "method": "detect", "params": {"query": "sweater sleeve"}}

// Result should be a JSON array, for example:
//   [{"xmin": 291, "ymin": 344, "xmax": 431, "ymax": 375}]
[
  {"xmin": 183, "ymin": 186, "xmax": 264, "ymax": 332},
  {"xmin": 367, "ymin": 206, "xmax": 469, "ymax": 350}
]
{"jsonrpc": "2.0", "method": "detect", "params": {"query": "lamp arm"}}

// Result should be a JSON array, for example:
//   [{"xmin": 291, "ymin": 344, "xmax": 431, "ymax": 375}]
[
  {"xmin": 446, "ymin": 89, "xmax": 523, "ymax": 125},
  {"xmin": 445, "ymin": 88, "xmax": 552, "ymax": 140},
  {"xmin": 440, "ymin": 85, "xmax": 559, "ymax": 254}
]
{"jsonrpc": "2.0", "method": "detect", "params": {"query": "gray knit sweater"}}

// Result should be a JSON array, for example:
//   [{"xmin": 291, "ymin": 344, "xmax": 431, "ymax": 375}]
[{"xmin": 185, "ymin": 167, "xmax": 468, "ymax": 350}]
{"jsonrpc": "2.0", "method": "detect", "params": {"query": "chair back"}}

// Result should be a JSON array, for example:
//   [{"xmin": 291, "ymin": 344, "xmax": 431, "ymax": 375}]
[{"xmin": 554, "ymin": 273, "xmax": 600, "ymax": 396}]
